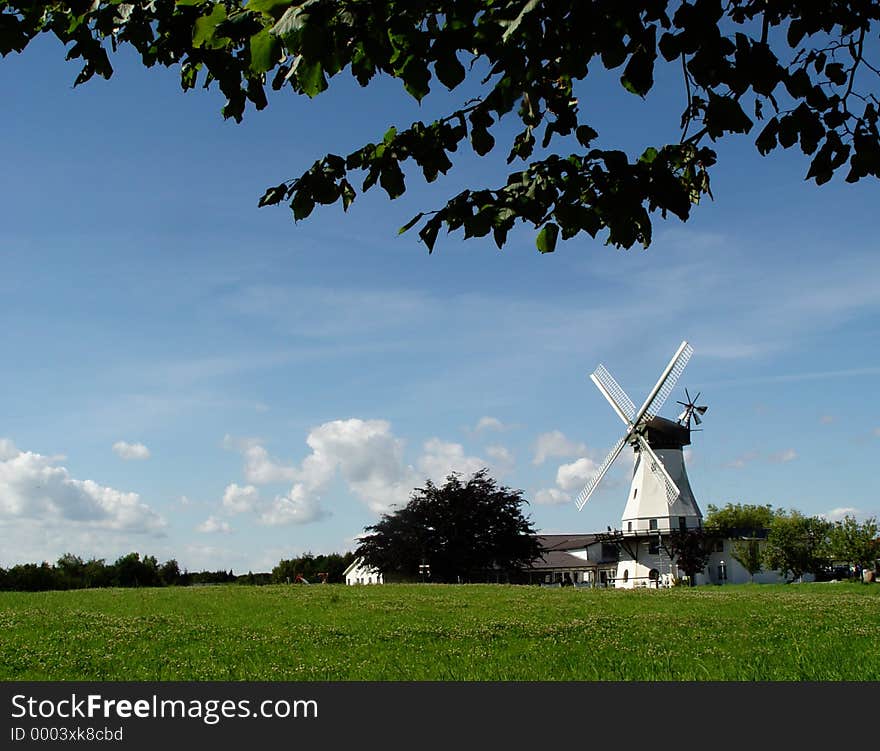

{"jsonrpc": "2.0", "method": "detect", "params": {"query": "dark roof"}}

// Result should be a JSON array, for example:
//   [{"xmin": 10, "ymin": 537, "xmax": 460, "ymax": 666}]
[
  {"xmin": 535, "ymin": 534, "xmax": 601, "ymax": 552},
  {"xmin": 530, "ymin": 550, "xmax": 594, "ymax": 571}
]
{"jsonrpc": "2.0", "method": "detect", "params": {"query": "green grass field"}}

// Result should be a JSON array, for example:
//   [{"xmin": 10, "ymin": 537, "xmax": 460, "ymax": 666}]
[{"xmin": 1, "ymin": 583, "xmax": 877, "ymax": 681}]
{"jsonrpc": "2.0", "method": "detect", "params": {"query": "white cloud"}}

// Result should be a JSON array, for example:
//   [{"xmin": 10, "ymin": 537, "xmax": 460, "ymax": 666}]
[
  {"xmin": 0, "ymin": 439, "xmax": 164, "ymax": 533},
  {"xmin": 769, "ymin": 448, "xmax": 798, "ymax": 464},
  {"xmin": 259, "ymin": 485, "xmax": 331, "ymax": 526},
  {"xmin": 112, "ymin": 441, "xmax": 151, "ymax": 461},
  {"xmin": 533, "ymin": 431, "xmax": 587, "ymax": 465},
  {"xmin": 418, "ymin": 439, "xmax": 485, "ymax": 485},
  {"xmin": 534, "ymin": 488, "xmax": 571, "ymax": 506},
  {"xmin": 474, "ymin": 416, "xmax": 506, "ymax": 432},
  {"xmin": 242, "ymin": 444, "xmax": 297, "ymax": 485},
  {"xmin": 820, "ymin": 415, "xmax": 836, "ymax": 425},
  {"xmin": 222, "ymin": 483, "xmax": 259, "ymax": 514},
  {"xmin": 556, "ymin": 457, "xmax": 599, "ymax": 492},
  {"xmin": 485, "ymin": 445, "xmax": 514, "ymax": 475},
  {"xmin": 822, "ymin": 506, "xmax": 862, "ymax": 523},
  {"xmin": 197, "ymin": 516, "xmax": 232, "ymax": 534}
]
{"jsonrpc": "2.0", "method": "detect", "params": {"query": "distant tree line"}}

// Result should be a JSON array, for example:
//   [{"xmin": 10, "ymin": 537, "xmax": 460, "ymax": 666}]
[
  {"xmin": 0, "ymin": 550, "xmax": 355, "ymax": 592},
  {"xmin": 271, "ymin": 552, "xmax": 357, "ymax": 584}
]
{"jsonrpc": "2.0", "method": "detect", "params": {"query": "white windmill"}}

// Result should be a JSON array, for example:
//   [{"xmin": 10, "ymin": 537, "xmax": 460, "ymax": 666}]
[{"xmin": 575, "ymin": 341, "xmax": 708, "ymax": 589}]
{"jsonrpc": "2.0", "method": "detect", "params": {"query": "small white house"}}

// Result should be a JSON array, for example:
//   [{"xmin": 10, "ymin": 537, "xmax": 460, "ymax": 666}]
[{"xmin": 343, "ymin": 557, "xmax": 384, "ymax": 585}]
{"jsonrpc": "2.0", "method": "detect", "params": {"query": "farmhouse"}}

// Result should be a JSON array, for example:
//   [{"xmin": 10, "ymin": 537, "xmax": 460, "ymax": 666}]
[
  {"xmin": 343, "ymin": 558, "xmax": 383, "ymax": 585},
  {"xmin": 526, "ymin": 534, "xmax": 619, "ymax": 587}
]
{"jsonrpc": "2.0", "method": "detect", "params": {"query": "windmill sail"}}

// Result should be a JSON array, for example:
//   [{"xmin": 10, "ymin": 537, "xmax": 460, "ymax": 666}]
[{"xmin": 575, "ymin": 435, "xmax": 627, "ymax": 511}]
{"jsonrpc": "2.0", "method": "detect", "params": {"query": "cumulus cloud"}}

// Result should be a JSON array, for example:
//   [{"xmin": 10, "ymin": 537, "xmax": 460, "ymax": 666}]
[
  {"xmin": 222, "ymin": 483, "xmax": 259, "ymax": 514},
  {"xmin": 259, "ymin": 485, "xmax": 331, "ymax": 526},
  {"xmin": 822, "ymin": 506, "xmax": 862, "ymax": 523},
  {"xmin": 556, "ymin": 457, "xmax": 599, "ymax": 492},
  {"xmin": 242, "ymin": 444, "xmax": 297, "ymax": 485},
  {"xmin": 534, "ymin": 488, "xmax": 571, "ymax": 506},
  {"xmin": 485, "ymin": 445, "xmax": 514, "ymax": 475},
  {"xmin": 197, "ymin": 516, "xmax": 232, "ymax": 534},
  {"xmin": 533, "ymin": 431, "xmax": 587, "ymax": 465},
  {"xmin": 418, "ymin": 439, "xmax": 486, "ymax": 485},
  {"xmin": 112, "ymin": 441, "xmax": 151, "ymax": 461},
  {"xmin": 728, "ymin": 448, "xmax": 797, "ymax": 468},
  {"xmin": 0, "ymin": 439, "xmax": 164, "ymax": 533},
  {"xmin": 474, "ymin": 416, "xmax": 506, "ymax": 433}
]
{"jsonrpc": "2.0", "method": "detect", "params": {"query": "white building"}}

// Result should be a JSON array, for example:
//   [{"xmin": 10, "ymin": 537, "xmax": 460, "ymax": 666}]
[{"xmin": 343, "ymin": 557, "xmax": 384, "ymax": 585}]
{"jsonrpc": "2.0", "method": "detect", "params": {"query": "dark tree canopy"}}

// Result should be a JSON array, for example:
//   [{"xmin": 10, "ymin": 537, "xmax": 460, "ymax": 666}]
[
  {"xmin": 355, "ymin": 469, "xmax": 541, "ymax": 582},
  {"xmin": 3, "ymin": 1, "xmax": 879, "ymax": 252},
  {"xmin": 666, "ymin": 528, "xmax": 713, "ymax": 584}
]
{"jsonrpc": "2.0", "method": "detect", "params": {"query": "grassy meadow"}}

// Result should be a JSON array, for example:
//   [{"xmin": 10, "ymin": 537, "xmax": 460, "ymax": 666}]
[{"xmin": 1, "ymin": 582, "xmax": 878, "ymax": 681}]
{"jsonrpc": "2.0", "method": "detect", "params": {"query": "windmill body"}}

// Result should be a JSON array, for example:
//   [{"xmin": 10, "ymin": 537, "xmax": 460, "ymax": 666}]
[
  {"xmin": 574, "ymin": 342, "xmax": 708, "ymax": 588},
  {"xmin": 616, "ymin": 417, "xmax": 703, "ymax": 588}
]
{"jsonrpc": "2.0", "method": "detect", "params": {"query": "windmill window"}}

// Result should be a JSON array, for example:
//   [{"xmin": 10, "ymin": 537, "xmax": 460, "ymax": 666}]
[
  {"xmin": 633, "ymin": 488, "xmax": 638, "ymax": 499},
  {"xmin": 627, "ymin": 521, "xmax": 632, "ymax": 532},
  {"xmin": 648, "ymin": 538, "xmax": 660, "ymax": 555},
  {"xmin": 649, "ymin": 518, "xmax": 658, "ymax": 531},
  {"xmin": 622, "ymin": 570, "xmax": 629, "ymax": 583},
  {"xmin": 679, "ymin": 516, "xmax": 687, "ymax": 532}
]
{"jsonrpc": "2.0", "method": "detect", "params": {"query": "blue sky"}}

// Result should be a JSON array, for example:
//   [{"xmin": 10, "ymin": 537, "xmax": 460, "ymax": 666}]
[{"xmin": 1, "ymin": 35, "xmax": 878, "ymax": 573}]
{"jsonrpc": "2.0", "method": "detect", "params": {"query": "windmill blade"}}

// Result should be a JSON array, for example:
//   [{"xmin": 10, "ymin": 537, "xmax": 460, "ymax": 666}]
[
  {"xmin": 590, "ymin": 365, "xmax": 636, "ymax": 426},
  {"xmin": 640, "ymin": 341, "xmax": 694, "ymax": 422},
  {"xmin": 635, "ymin": 434, "xmax": 681, "ymax": 507},
  {"xmin": 693, "ymin": 411, "xmax": 702, "ymax": 426},
  {"xmin": 575, "ymin": 435, "xmax": 627, "ymax": 511}
]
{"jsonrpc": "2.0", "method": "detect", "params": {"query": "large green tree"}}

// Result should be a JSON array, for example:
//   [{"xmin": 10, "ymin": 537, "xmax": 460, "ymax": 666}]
[
  {"xmin": 704, "ymin": 502, "xmax": 776, "ymax": 537},
  {"xmin": 2, "ymin": 1, "xmax": 879, "ymax": 252},
  {"xmin": 356, "ymin": 469, "xmax": 541, "ymax": 582},
  {"xmin": 829, "ymin": 515, "xmax": 879, "ymax": 573},
  {"xmin": 763, "ymin": 510, "xmax": 832, "ymax": 582}
]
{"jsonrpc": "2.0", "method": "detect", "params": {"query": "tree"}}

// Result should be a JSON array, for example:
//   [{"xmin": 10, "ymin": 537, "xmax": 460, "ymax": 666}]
[
  {"xmin": 704, "ymin": 502, "xmax": 777, "ymax": 581},
  {"xmin": 829, "ymin": 515, "xmax": 879, "ymax": 575},
  {"xmin": 356, "ymin": 469, "xmax": 541, "ymax": 583},
  {"xmin": 704, "ymin": 502, "xmax": 776, "ymax": 538},
  {"xmin": 731, "ymin": 539, "xmax": 763, "ymax": 582},
  {"xmin": 666, "ymin": 528, "xmax": 713, "ymax": 586},
  {"xmin": 763, "ymin": 511, "xmax": 832, "ymax": 582},
  {"xmin": 159, "ymin": 558, "xmax": 182, "ymax": 586},
  {"xmin": 2, "ymin": 2, "xmax": 878, "ymax": 253}
]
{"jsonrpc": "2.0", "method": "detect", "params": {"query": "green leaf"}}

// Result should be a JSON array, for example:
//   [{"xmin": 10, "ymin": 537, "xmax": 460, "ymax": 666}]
[
  {"xmin": 575, "ymin": 125, "xmax": 598, "ymax": 147},
  {"xmin": 246, "ymin": 0, "xmax": 293, "ymax": 13},
  {"xmin": 249, "ymin": 29, "xmax": 279, "ymax": 75},
  {"xmin": 258, "ymin": 182, "xmax": 289, "ymax": 207},
  {"xmin": 471, "ymin": 126, "xmax": 495, "ymax": 156},
  {"xmin": 435, "ymin": 51, "xmax": 466, "ymax": 90},
  {"xmin": 291, "ymin": 191, "xmax": 314, "ymax": 221},
  {"xmin": 192, "ymin": 4, "xmax": 227, "ymax": 49},
  {"xmin": 536, "ymin": 223, "xmax": 559, "ymax": 253},
  {"xmin": 419, "ymin": 216, "xmax": 442, "ymax": 252},
  {"xmin": 398, "ymin": 212, "xmax": 424, "ymax": 235},
  {"xmin": 639, "ymin": 147, "xmax": 659, "ymax": 164},
  {"xmin": 621, "ymin": 49, "xmax": 654, "ymax": 97},
  {"xmin": 296, "ymin": 58, "xmax": 326, "ymax": 97}
]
